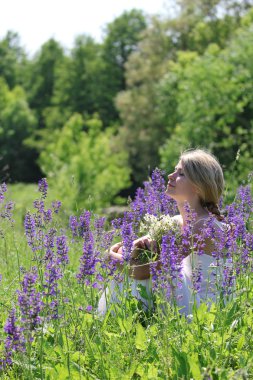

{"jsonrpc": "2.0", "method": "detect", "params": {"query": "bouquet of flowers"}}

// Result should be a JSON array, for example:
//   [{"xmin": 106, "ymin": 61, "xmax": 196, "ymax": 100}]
[{"xmin": 130, "ymin": 214, "xmax": 181, "ymax": 265}]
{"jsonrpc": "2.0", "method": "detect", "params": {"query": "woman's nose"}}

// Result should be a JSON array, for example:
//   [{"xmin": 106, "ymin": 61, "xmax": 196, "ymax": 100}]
[{"xmin": 168, "ymin": 172, "xmax": 175, "ymax": 180}]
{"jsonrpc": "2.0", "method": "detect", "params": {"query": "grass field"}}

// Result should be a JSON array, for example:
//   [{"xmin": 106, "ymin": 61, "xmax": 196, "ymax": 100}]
[{"xmin": 0, "ymin": 179, "xmax": 252, "ymax": 379}]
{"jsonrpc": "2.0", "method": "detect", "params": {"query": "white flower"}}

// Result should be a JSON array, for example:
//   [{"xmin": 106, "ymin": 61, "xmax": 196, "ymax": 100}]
[{"xmin": 139, "ymin": 214, "xmax": 181, "ymax": 245}]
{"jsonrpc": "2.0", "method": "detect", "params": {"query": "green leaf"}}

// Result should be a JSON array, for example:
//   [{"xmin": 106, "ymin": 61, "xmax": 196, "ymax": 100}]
[
  {"xmin": 135, "ymin": 322, "xmax": 147, "ymax": 350},
  {"xmin": 237, "ymin": 335, "xmax": 245, "ymax": 350},
  {"xmin": 148, "ymin": 364, "xmax": 158, "ymax": 379},
  {"xmin": 118, "ymin": 313, "xmax": 133, "ymax": 333},
  {"xmin": 188, "ymin": 352, "xmax": 202, "ymax": 380}
]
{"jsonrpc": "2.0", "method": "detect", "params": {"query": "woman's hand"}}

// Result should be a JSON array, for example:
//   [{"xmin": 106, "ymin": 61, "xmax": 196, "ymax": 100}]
[
  {"xmin": 131, "ymin": 236, "xmax": 157, "ymax": 259},
  {"xmin": 107, "ymin": 236, "xmax": 158, "ymax": 280},
  {"xmin": 108, "ymin": 242, "xmax": 124, "ymax": 263}
]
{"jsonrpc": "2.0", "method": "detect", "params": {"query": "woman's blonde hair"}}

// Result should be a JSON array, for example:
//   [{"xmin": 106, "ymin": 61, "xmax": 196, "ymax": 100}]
[{"xmin": 180, "ymin": 148, "xmax": 225, "ymax": 220}]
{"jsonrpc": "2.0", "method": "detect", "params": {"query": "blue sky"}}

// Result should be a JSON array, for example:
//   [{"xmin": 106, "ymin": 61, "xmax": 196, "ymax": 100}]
[{"xmin": 0, "ymin": 0, "xmax": 170, "ymax": 56}]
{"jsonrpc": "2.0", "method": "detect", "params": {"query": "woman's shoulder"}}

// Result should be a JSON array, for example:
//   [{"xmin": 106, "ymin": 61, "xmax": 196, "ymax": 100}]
[
  {"xmin": 171, "ymin": 214, "xmax": 182, "ymax": 221},
  {"xmin": 193, "ymin": 215, "xmax": 229, "ymax": 234},
  {"xmin": 171, "ymin": 214, "xmax": 183, "ymax": 228}
]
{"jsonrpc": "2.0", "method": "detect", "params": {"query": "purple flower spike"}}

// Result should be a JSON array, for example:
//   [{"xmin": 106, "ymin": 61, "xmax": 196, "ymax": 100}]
[
  {"xmin": 38, "ymin": 178, "xmax": 48, "ymax": 199},
  {"xmin": 79, "ymin": 210, "xmax": 92, "ymax": 240},
  {"xmin": 77, "ymin": 233, "xmax": 98, "ymax": 285},
  {"xmin": 24, "ymin": 212, "xmax": 36, "ymax": 249},
  {"xmin": 43, "ymin": 209, "xmax": 53, "ymax": 224},
  {"xmin": 44, "ymin": 229, "xmax": 56, "ymax": 261},
  {"xmin": 1, "ymin": 308, "xmax": 25, "ymax": 369},
  {"xmin": 3, "ymin": 201, "xmax": 15, "ymax": 221},
  {"xmin": 44, "ymin": 259, "xmax": 62, "ymax": 297},
  {"xmin": 0, "ymin": 183, "xmax": 7, "ymax": 203},
  {"xmin": 69, "ymin": 215, "xmax": 79, "ymax": 239},
  {"xmin": 56, "ymin": 235, "xmax": 69, "ymax": 265},
  {"xmin": 192, "ymin": 263, "xmax": 203, "ymax": 294},
  {"xmin": 17, "ymin": 269, "xmax": 44, "ymax": 331},
  {"xmin": 52, "ymin": 201, "xmax": 62, "ymax": 213},
  {"xmin": 33, "ymin": 200, "xmax": 45, "ymax": 213}
]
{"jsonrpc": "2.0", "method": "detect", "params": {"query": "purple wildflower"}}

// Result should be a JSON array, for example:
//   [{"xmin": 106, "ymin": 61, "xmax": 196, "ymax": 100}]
[
  {"xmin": 150, "ymin": 168, "xmax": 177, "ymax": 215},
  {"xmin": 94, "ymin": 216, "xmax": 106, "ymax": 243},
  {"xmin": 129, "ymin": 187, "xmax": 146, "ymax": 222},
  {"xmin": 56, "ymin": 235, "xmax": 69, "ymax": 265},
  {"xmin": 151, "ymin": 232, "xmax": 182, "ymax": 300},
  {"xmin": 121, "ymin": 212, "xmax": 136, "ymax": 262},
  {"xmin": 44, "ymin": 228, "xmax": 57, "ymax": 261},
  {"xmin": 69, "ymin": 210, "xmax": 93, "ymax": 240},
  {"xmin": 24, "ymin": 212, "xmax": 36, "ymax": 249},
  {"xmin": 192, "ymin": 263, "xmax": 203, "ymax": 294},
  {"xmin": 100, "ymin": 230, "xmax": 115, "ymax": 252},
  {"xmin": 38, "ymin": 178, "xmax": 48, "ymax": 199},
  {"xmin": 4, "ymin": 309, "xmax": 25, "ymax": 351},
  {"xmin": 86, "ymin": 305, "xmax": 93, "ymax": 312},
  {"xmin": 1, "ymin": 201, "xmax": 15, "ymax": 221},
  {"xmin": 128, "ymin": 169, "xmax": 177, "ymax": 225},
  {"xmin": 222, "ymin": 259, "xmax": 235, "ymax": 295},
  {"xmin": 17, "ymin": 269, "xmax": 44, "ymax": 332},
  {"xmin": 225, "ymin": 185, "xmax": 253, "ymax": 240},
  {"xmin": 34, "ymin": 212, "xmax": 43, "ymax": 228},
  {"xmin": 0, "ymin": 183, "xmax": 7, "ymax": 203},
  {"xmin": 69, "ymin": 215, "xmax": 79, "ymax": 239},
  {"xmin": 1, "ymin": 309, "xmax": 25, "ymax": 369},
  {"xmin": 44, "ymin": 258, "xmax": 62, "ymax": 297},
  {"xmin": 79, "ymin": 210, "xmax": 92, "ymax": 240},
  {"xmin": 48, "ymin": 299, "xmax": 60, "ymax": 320},
  {"xmin": 76, "ymin": 233, "xmax": 98, "ymax": 285},
  {"xmin": 43, "ymin": 208, "xmax": 53, "ymax": 224},
  {"xmin": 33, "ymin": 200, "xmax": 45, "ymax": 213},
  {"xmin": 52, "ymin": 201, "xmax": 62, "ymax": 213}
]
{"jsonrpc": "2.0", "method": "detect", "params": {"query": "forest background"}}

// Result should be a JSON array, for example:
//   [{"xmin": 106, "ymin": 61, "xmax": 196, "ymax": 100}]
[{"xmin": 1, "ymin": 0, "xmax": 253, "ymax": 217}]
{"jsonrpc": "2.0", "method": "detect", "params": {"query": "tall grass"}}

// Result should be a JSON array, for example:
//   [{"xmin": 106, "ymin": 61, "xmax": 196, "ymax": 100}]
[{"xmin": 0, "ymin": 173, "xmax": 252, "ymax": 380}]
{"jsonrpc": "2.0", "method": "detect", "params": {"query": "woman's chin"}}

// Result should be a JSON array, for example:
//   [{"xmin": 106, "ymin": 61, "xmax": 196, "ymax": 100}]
[{"xmin": 165, "ymin": 189, "xmax": 176, "ymax": 199}]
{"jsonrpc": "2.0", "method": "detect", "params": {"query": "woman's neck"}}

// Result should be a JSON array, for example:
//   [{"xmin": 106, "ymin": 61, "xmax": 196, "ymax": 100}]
[{"xmin": 177, "ymin": 200, "xmax": 209, "ymax": 226}]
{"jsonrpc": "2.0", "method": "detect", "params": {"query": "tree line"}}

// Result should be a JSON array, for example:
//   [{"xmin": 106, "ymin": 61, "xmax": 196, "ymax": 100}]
[{"xmin": 0, "ymin": 0, "xmax": 252, "ymax": 210}]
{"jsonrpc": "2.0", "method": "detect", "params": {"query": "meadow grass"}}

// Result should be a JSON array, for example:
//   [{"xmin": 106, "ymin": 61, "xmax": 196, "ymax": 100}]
[{"xmin": 0, "ymin": 178, "xmax": 252, "ymax": 380}]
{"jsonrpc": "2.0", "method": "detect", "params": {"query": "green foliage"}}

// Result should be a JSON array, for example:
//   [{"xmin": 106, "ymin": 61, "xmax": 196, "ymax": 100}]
[
  {"xmin": 26, "ymin": 39, "xmax": 64, "ymax": 128},
  {"xmin": 0, "ymin": 3, "xmax": 253, "ymax": 196},
  {"xmin": 158, "ymin": 21, "xmax": 253, "ymax": 192},
  {"xmin": 116, "ymin": 2, "xmax": 253, "ymax": 188},
  {"xmin": 116, "ymin": 16, "xmax": 173, "ymax": 184},
  {"xmin": 0, "ymin": 31, "xmax": 26, "ymax": 89},
  {"xmin": 0, "ymin": 181, "xmax": 253, "ymax": 379},
  {"xmin": 39, "ymin": 113, "xmax": 131, "ymax": 211},
  {"xmin": 0, "ymin": 79, "xmax": 39, "ymax": 182}
]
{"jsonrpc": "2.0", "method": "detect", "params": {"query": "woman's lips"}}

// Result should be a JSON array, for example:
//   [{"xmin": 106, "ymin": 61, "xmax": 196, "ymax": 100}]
[{"xmin": 168, "ymin": 183, "xmax": 175, "ymax": 188}]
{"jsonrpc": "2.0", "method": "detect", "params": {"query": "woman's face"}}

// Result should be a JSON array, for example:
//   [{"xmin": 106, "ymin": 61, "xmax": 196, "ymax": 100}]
[{"xmin": 165, "ymin": 160, "xmax": 198, "ymax": 202}]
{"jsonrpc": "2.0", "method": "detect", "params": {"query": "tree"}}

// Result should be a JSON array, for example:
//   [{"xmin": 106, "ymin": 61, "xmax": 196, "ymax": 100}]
[
  {"xmin": 158, "ymin": 12, "xmax": 253, "ymax": 191},
  {"xmin": 115, "ymin": 2, "xmax": 253, "ymax": 189},
  {"xmin": 115, "ymin": 16, "xmax": 175, "ymax": 185},
  {"xmin": 0, "ymin": 78, "xmax": 39, "ymax": 182},
  {"xmin": 0, "ymin": 31, "xmax": 26, "ymax": 89},
  {"xmin": 39, "ymin": 113, "xmax": 131, "ymax": 211},
  {"xmin": 26, "ymin": 39, "xmax": 64, "ymax": 128},
  {"xmin": 49, "ymin": 35, "xmax": 107, "ymax": 129},
  {"xmin": 101, "ymin": 9, "xmax": 147, "ymax": 124}
]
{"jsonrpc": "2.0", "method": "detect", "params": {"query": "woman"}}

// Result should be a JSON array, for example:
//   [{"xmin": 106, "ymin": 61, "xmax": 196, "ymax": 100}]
[{"xmin": 98, "ymin": 148, "xmax": 230, "ymax": 316}]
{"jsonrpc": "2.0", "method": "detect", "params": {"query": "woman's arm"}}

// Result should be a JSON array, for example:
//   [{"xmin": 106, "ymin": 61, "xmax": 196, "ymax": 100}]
[{"xmin": 107, "ymin": 236, "xmax": 157, "ymax": 280}]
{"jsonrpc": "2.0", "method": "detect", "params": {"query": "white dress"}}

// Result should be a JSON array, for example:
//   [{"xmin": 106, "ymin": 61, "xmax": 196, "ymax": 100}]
[
  {"xmin": 97, "ymin": 277, "xmax": 153, "ymax": 316},
  {"xmin": 175, "ymin": 218, "xmax": 231, "ymax": 315},
  {"xmin": 97, "ymin": 218, "xmax": 229, "ymax": 317}
]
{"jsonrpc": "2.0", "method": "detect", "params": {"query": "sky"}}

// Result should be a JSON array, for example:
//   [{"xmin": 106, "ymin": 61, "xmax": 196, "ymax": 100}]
[{"xmin": 0, "ymin": 0, "xmax": 170, "ymax": 56}]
